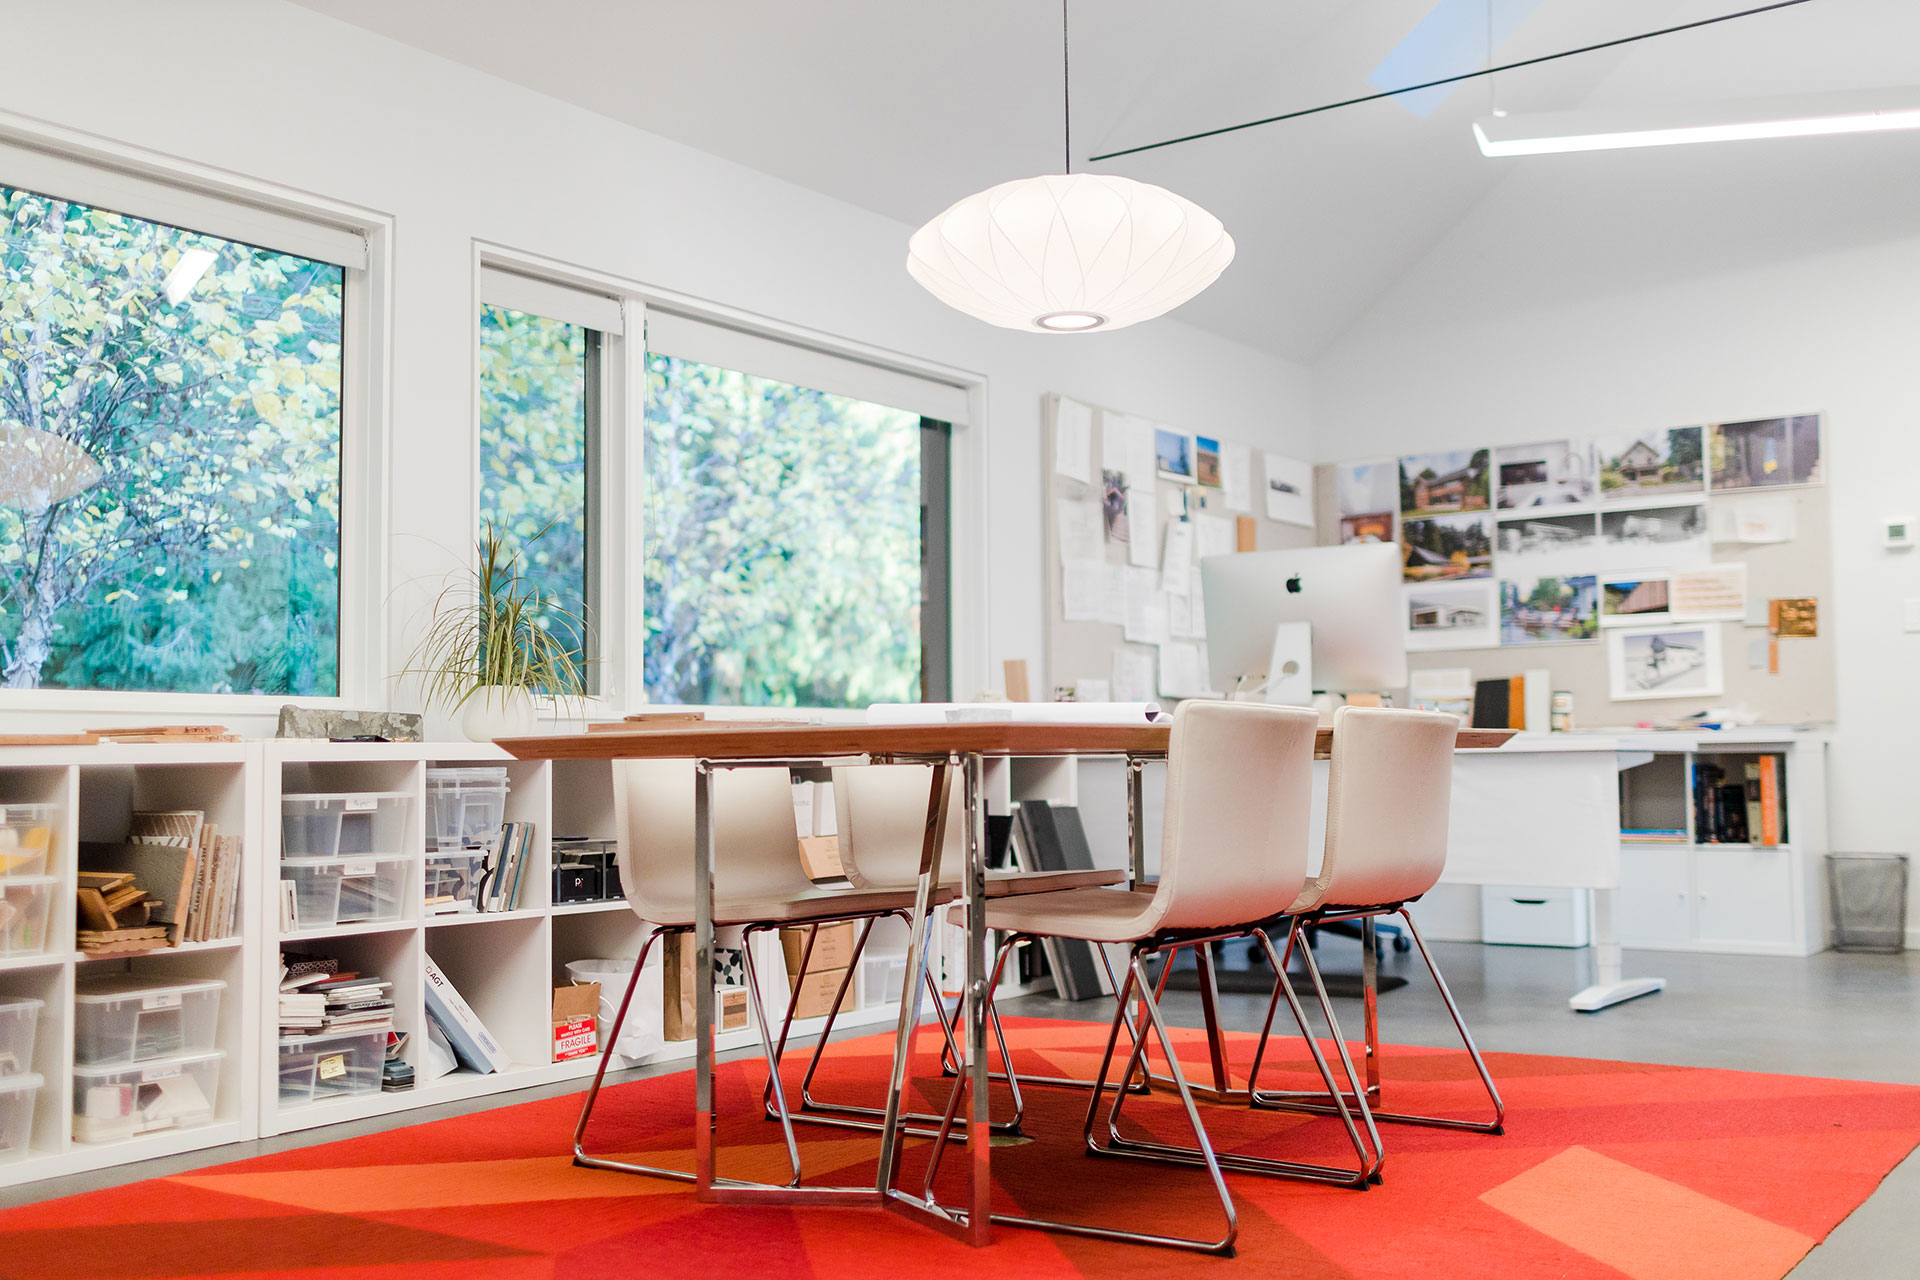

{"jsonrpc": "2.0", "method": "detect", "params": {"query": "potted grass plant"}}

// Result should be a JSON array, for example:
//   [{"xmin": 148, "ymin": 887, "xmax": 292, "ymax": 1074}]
[{"xmin": 403, "ymin": 525, "xmax": 590, "ymax": 741}]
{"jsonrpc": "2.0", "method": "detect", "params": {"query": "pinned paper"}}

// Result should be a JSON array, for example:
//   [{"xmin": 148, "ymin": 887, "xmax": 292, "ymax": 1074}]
[
  {"xmin": 1670, "ymin": 564, "xmax": 1747, "ymax": 621},
  {"xmin": 1124, "ymin": 567, "xmax": 1168, "ymax": 645},
  {"xmin": 1195, "ymin": 514, "xmax": 1236, "ymax": 562},
  {"xmin": 1221, "ymin": 443, "xmax": 1253, "ymax": 513},
  {"xmin": 1101, "ymin": 414, "xmax": 1128, "ymax": 476},
  {"xmin": 1112, "ymin": 648, "xmax": 1155, "ymax": 703},
  {"xmin": 1054, "ymin": 397, "xmax": 1093, "ymax": 486},
  {"xmin": 1711, "ymin": 494, "xmax": 1797, "ymax": 544},
  {"xmin": 1127, "ymin": 488, "xmax": 1159, "ymax": 568},
  {"xmin": 1157, "ymin": 642, "xmax": 1208, "ymax": 698},
  {"xmin": 1159, "ymin": 521, "xmax": 1194, "ymax": 594},
  {"xmin": 1057, "ymin": 497, "xmax": 1104, "ymax": 565},
  {"xmin": 1074, "ymin": 678, "xmax": 1111, "ymax": 702},
  {"xmin": 1061, "ymin": 559, "xmax": 1111, "ymax": 623},
  {"xmin": 1770, "ymin": 597, "xmax": 1817, "ymax": 638},
  {"xmin": 1188, "ymin": 566, "xmax": 1208, "ymax": 638},
  {"xmin": 1262, "ymin": 452, "xmax": 1314, "ymax": 526}
]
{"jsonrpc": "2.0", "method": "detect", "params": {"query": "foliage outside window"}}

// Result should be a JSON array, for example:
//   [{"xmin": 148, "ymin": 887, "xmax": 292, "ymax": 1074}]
[
  {"xmin": 0, "ymin": 183, "xmax": 342, "ymax": 694},
  {"xmin": 477, "ymin": 304, "xmax": 592, "ymax": 670},
  {"xmin": 644, "ymin": 355, "xmax": 924, "ymax": 707}
]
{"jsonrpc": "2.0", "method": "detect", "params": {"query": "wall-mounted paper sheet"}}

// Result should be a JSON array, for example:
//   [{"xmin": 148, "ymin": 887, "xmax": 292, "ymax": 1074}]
[
  {"xmin": 1057, "ymin": 496, "xmax": 1104, "ymax": 565},
  {"xmin": 1098, "ymin": 563, "xmax": 1127, "ymax": 626},
  {"xmin": 1123, "ymin": 567, "xmax": 1168, "ymax": 645},
  {"xmin": 1670, "ymin": 563, "xmax": 1747, "ymax": 621},
  {"xmin": 1196, "ymin": 514, "xmax": 1236, "ymax": 562},
  {"xmin": 1167, "ymin": 582, "xmax": 1197, "ymax": 639},
  {"xmin": 1111, "ymin": 647, "xmax": 1155, "ymax": 703},
  {"xmin": 1159, "ymin": 520, "xmax": 1194, "ymax": 594},
  {"xmin": 1124, "ymin": 416, "xmax": 1159, "ymax": 485},
  {"xmin": 1074, "ymin": 678, "xmax": 1111, "ymax": 702},
  {"xmin": 1157, "ymin": 641, "xmax": 1208, "ymax": 698},
  {"xmin": 1188, "ymin": 566, "xmax": 1208, "ymax": 638},
  {"xmin": 1101, "ymin": 413, "xmax": 1128, "ymax": 474},
  {"xmin": 1220, "ymin": 443, "xmax": 1253, "ymax": 512},
  {"xmin": 1054, "ymin": 397, "xmax": 1093, "ymax": 486},
  {"xmin": 1710, "ymin": 494, "xmax": 1797, "ymax": 544},
  {"xmin": 1061, "ymin": 559, "xmax": 1117, "ymax": 623},
  {"xmin": 1126, "ymin": 489, "xmax": 1159, "ymax": 568},
  {"xmin": 1262, "ymin": 452, "xmax": 1314, "ymax": 526}
]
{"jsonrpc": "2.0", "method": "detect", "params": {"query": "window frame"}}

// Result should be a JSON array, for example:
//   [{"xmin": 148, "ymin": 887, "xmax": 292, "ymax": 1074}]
[
  {"xmin": 0, "ymin": 118, "xmax": 390, "ymax": 717},
  {"xmin": 472, "ymin": 243, "xmax": 986, "ymax": 719}
]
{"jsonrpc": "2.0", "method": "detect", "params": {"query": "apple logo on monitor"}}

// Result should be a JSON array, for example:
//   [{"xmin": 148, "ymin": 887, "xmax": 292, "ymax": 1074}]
[{"xmin": 1285, "ymin": 574, "xmax": 1302, "ymax": 594}]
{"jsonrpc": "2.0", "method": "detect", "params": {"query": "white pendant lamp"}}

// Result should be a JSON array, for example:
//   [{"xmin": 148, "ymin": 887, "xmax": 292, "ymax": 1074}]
[{"xmin": 906, "ymin": 5, "xmax": 1234, "ymax": 333}]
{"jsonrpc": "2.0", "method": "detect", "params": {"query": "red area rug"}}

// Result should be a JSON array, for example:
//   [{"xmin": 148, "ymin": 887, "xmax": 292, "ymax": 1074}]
[{"xmin": 4, "ymin": 1017, "xmax": 1918, "ymax": 1278}]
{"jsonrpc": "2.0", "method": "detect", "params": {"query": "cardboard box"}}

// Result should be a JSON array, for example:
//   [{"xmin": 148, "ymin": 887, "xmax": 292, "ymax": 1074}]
[
  {"xmin": 797, "ymin": 835, "xmax": 843, "ymax": 880},
  {"xmin": 662, "ymin": 934, "xmax": 753, "ymax": 1040},
  {"xmin": 780, "ymin": 920, "xmax": 859, "ymax": 973},
  {"xmin": 553, "ymin": 983, "xmax": 600, "ymax": 1062},
  {"xmin": 786, "ymin": 967, "xmax": 853, "ymax": 1021}
]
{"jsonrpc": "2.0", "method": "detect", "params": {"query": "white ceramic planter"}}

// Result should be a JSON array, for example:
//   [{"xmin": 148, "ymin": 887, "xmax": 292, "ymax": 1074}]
[{"xmin": 458, "ymin": 686, "xmax": 538, "ymax": 742}]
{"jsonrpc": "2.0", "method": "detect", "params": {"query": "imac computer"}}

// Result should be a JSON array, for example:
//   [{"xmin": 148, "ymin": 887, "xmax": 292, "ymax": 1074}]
[{"xmin": 1200, "ymin": 542, "xmax": 1407, "ymax": 702}]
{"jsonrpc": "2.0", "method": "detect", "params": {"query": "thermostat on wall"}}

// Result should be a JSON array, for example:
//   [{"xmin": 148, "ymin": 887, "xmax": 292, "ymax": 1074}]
[{"xmin": 1886, "ymin": 516, "xmax": 1915, "ymax": 550}]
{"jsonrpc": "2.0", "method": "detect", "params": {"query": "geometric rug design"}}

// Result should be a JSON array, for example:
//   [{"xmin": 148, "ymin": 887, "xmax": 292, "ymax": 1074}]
[{"xmin": 3, "ymin": 1017, "xmax": 1917, "ymax": 1279}]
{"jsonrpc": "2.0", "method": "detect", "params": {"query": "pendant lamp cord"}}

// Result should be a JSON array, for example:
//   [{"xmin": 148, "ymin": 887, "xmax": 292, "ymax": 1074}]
[{"xmin": 1062, "ymin": 0, "xmax": 1072, "ymax": 173}]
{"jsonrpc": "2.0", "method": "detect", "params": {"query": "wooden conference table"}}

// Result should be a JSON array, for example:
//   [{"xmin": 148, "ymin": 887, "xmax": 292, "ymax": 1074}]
[{"xmin": 498, "ymin": 720, "xmax": 1514, "ymax": 1246}]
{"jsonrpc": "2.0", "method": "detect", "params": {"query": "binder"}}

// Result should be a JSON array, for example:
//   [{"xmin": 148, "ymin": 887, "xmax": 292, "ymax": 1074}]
[{"xmin": 423, "ymin": 953, "xmax": 509, "ymax": 1073}]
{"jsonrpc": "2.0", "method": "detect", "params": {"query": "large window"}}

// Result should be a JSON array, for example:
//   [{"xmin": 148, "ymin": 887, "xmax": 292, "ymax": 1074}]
[
  {"xmin": 643, "ymin": 353, "xmax": 948, "ymax": 708},
  {"xmin": 0, "ymin": 182, "xmax": 344, "ymax": 694},
  {"xmin": 477, "ymin": 303, "xmax": 596, "ymax": 666}
]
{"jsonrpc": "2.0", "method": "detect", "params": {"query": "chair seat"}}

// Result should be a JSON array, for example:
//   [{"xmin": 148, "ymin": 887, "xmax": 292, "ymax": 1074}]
[
  {"xmin": 870, "ymin": 867, "xmax": 1126, "ymax": 898},
  {"xmin": 641, "ymin": 884, "xmax": 933, "ymax": 930},
  {"xmin": 978, "ymin": 885, "xmax": 1163, "ymax": 943}
]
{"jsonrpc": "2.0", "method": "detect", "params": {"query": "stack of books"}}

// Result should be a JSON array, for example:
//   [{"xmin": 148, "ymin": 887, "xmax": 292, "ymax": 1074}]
[
  {"xmin": 481, "ymin": 822, "xmax": 535, "ymax": 912},
  {"xmin": 279, "ymin": 951, "xmax": 396, "ymax": 1039},
  {"xmin": 1620, "ymin": 828, "xmax": 1688, "ymax": 844}
]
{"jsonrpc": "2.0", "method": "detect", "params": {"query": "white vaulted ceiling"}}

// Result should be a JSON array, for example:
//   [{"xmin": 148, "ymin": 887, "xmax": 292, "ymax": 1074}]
[{"xmin": 293, "ymin": 0, "xmax": 1920, "ymax": 362}]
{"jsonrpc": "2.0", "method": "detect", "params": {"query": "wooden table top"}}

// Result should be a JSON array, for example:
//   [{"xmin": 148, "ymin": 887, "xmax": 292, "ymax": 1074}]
[{"xmin": 495, "ymin": 721, "xmax": 1516, "ymax": 762}]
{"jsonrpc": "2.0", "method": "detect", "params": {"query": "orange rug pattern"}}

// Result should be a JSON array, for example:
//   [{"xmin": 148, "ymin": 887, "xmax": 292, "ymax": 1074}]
[{"xmin": 4, "ymin": 1018, "xmax": 1918, "ymax": 1278}]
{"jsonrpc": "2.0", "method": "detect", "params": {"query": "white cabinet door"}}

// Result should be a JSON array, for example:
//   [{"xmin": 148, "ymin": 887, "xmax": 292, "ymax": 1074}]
[
  {"xmin": 1693, "ymin": 846, "xmax": 1798, "ymax": 950},
  {"xmin": 1618, "ymin": 846, "xmax": 1691, "ymax": 949}
]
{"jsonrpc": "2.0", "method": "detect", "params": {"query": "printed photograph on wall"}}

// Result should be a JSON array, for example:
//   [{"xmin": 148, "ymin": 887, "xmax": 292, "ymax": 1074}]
[
  {"xmin": 1399, "ymin": 448, "xmax": 1489, "ymax": 518},
  {"xmin": 1609, "ymin": 624, "xmax": 1724, "ymax": 700},
  {"xmin": 1601, "ymin": 576, "xmax": 1671, "ymax": 627},
  {"xmin": 1401, "ymin": 512, "xmax": 1493, "ymax": 582},
  {"xmin": 1500, "ymin": 575, "xmax": 1599, "ymax": 645},
  {"xmin": 1193, "ymin": 435, "xmax": 1223, "ymax": 487},
  {"xmin": 1595, "ymin": 425, "xmax": 1704, "ymax": 501},
  {"xmin": 1494, "ymin": 440, "xmax": 1594, "ymax": 509},
  {"xmin": 1262, "ymin": 452, "xmax": 1314, "ymax": 527},
  {"xmin": 1404, "ymin": 579, "xmax": 1499, "ymax": 651},
  {"xmin": 1709, "ymin": 414, "xmax": 1822, "ymax": 490},
  {"xmin": 1155, "ymin": 427, "xmax": 1194, "ymax": 481},
  {"xmin": 1599, "ymin": 502, "xmax": 1710, "ymax": 568},
  {"xmin": 1336, "ymin": 460, "xmax": 1397, "ymax": 544},
  {"xmin": 1101, "ymin": 469, "xmax": 1129, "ymax": 543},
  {"xmin": 1495, "ymin": 511, "xmax": 1597, "ymax": 580}
]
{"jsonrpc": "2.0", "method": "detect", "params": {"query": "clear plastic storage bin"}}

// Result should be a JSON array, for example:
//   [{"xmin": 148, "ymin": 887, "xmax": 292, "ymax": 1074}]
[
  {"xmin": 281, "ymin": 855, "xmax": 412, "ymax": 932},
  {"xmin": 425, "ymin": 850, "xmax": 487, "ymax": 914},
  {"xmin": 426, "ymin": 767, "xmax": 509, "ymax": 850},
  {"xmin": 72, "ymin": 1049, "xmax": 222, "ymax": 1143},
  {"xmin": 0, "ymin": 997, "xmax": 41, "ymax": 1077},
  {"xmin": 74, "ymin": 977, "xmax": 225, "ymax": 1066},
  {"xmin": 278, "ymin": 1029, "xmax": 387, "ymax": 1106},
  {"xmin": 0, "ymin": 1072, "xmax": 41, "ymax": 1163},
  {"xmin": 0, "ymin": 876, "xmax": 54, "ymax": 956},
  {"xmin": 861, "ymin": 952, "xmax": 907, "ymax": 1007},
  {"xmin": 281, "ymin": 792, "xmax": 413, "ymax": 859},
  {"xmin": 0, "ymin": 804, "xmax": 54, "ymax": 878}
]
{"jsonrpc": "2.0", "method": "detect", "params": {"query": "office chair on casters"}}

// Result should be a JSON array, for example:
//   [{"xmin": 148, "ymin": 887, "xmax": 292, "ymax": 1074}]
[
  {"xmin": 915, "ymin": 701, "xmax": 1377, "ymax": 1256},
  {"xmin": 573, "ymin": 759, "xmax": 948, "ymax": 1186},
  {"xmin": 1247, "ymin": 705, "xmax": 1505, "ymax": 1135}
]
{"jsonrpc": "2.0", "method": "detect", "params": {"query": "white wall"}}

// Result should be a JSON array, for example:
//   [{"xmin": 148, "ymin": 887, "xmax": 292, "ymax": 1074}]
[
  {"xmin": 1314, "ymin": 148, "xmax": 1920, "ymax": 921},
  {"xmin": 0, "ymin": 0, "xmax": 1310, "ymax": 732}
]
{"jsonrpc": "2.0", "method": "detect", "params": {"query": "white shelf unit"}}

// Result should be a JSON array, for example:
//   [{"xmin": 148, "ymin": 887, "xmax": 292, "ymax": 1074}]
[
  {"xmin": 1615, "ymin": 731, "xmax": 1829, "ymax": 957},
  {"xmin": 0, "ymin": 740, "xmax": 944, "ymax": 1184},
  {"xmin": 0, "ymin": 743, "xmax": 260, "ymax": 1189}
]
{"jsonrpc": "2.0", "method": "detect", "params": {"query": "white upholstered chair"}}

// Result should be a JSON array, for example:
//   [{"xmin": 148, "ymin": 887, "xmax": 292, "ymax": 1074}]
[
  {"xmin": 1247, "ymin": 705, "xmax": 1504, "ymax": 1134},
  {"xmin": 915, "ymin": 700, "xmax": 1372, "ymax": 1256},
  {"xmin": 574, "ymin": 759, "xmax": 938, "ymax": 1185}
]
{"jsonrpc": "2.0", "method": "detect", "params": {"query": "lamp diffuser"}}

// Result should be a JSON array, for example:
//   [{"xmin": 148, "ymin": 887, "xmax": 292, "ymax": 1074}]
[{"xmin": 906, "ymin": 172, "xmax": 1235, "ymax": 333}]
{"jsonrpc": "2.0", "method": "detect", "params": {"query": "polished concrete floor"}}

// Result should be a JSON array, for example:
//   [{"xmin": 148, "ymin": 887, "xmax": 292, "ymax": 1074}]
[{"xmin": 6, "ymin": 939, "xmax": 1919, "ymax": 1277}]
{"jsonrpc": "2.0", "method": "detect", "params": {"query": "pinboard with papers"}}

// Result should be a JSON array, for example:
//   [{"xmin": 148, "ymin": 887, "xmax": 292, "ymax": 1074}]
[{"xmin": 1044, "ymin": 393, "xmax": 1314, "ymax": 704}]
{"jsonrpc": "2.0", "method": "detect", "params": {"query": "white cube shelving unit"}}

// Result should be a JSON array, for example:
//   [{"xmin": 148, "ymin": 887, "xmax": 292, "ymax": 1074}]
[{"xmin": 0, "ymin": 740, "xmax": 914, "ymax": 1187}]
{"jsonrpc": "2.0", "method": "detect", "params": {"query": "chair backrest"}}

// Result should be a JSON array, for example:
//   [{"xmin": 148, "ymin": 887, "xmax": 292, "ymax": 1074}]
[
  {"xmin": 1148, "ymin": 699, "xmax": 1320, "ymax": 934},
  {"xmin": 1312, "ymin": 705, "xmax": 1458, "ymax": 910},
  {"xmin": 611, "ymin": 760, "xmax": 815, "ymax": 925},
  {"xmin": 831, "ymin": 764, "xmax": 962, "ymax": 890}
]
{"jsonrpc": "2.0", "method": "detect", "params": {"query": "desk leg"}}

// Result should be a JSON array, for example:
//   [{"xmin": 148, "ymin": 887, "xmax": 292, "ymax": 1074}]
[
  {"xmin": 1569, "ymin": 888, "xmax": 1666, "ymax": 1012},
  {"xmin": 963, "ymin": 752, "xmax": 992, "ymax": 1245},
  {"xmin": 694, "ymin": 760, "xmax": 717, "ymax": 1195},
  {"xmin": 877, "ymin": 762, "xmax": 950, "ymax": 1196}
]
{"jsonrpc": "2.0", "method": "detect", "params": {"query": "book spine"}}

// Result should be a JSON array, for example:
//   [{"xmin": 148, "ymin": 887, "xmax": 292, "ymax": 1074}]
[
  {"xmin": 1759, "ymin": 756, "xmax": 1782, "ymax": 847},
  {"xmin": 422, "ymin": 953, "xmax": 509, "ymax": 1073},
  {"xmin": 509, "ymin": 824, "xmax": 532, "ymax": 909}
]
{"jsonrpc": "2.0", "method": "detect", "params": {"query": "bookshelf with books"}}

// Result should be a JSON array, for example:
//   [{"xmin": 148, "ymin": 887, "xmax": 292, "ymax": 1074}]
[{"xmin": 1613, "ymin": 731, "xmax": 1828, "ymax": 957}]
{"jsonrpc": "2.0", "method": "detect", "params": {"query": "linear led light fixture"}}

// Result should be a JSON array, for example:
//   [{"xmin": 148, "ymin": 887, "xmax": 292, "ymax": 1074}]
[{"xmin": 1475, "ymin": 86, "xmax": 1920, "ymax": 157}]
